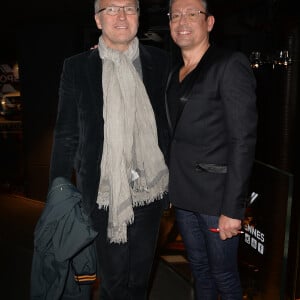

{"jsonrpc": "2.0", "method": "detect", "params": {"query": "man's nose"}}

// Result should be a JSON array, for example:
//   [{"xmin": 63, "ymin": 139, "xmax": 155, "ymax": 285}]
[
  {"xmin": 117, "ymin": 7, "xmax": 127, "ymax": 19},
  {"xmin": 178, "ymin": 13, "xmax": 188, "ymax": 24}
]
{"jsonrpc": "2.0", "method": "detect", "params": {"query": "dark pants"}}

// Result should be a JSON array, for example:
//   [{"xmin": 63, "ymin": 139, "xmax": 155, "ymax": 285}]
[
  {"xmin": 95, "ymin": 200, "xmax": 163, "ymax": 300},
  {"xmin": 175, "ymin": 208, "xmax": 243, "ymax": 300}
]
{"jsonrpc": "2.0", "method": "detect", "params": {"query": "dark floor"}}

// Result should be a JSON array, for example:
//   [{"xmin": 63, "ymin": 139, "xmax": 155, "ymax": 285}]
[{"xmin": 0, "ymin": 191, "xmax": 195, "ymax": 300}]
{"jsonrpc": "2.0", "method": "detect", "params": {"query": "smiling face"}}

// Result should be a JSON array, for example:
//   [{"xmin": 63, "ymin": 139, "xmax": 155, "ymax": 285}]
[
  {"xmin": 169, "ymin": 0, "xmax": 214, "ymax": 52},
  {"xmin": 94, "ymin": 0, "xmax": 139, "ymax": 51}
]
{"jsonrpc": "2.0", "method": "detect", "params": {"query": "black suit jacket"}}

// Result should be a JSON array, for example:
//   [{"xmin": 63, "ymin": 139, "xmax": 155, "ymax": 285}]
[
  {"xmin": 166, "ymin": 45, "xmax": 257, "ymax": 220},
  {"xmin": 50, "ymin": 43, "xmax": 170, "ymax": 225}
]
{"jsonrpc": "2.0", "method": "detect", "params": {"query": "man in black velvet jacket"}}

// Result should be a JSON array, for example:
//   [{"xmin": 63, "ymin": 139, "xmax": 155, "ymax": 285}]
[{"xmin": 49, "ymin": 0, "xmax": 169, "ymax": 299}]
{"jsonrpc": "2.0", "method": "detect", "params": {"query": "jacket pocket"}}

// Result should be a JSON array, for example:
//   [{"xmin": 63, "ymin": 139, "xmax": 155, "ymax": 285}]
[{"xmin": 195, "ymin": 162, "xmax": 227, "ymax": 174}]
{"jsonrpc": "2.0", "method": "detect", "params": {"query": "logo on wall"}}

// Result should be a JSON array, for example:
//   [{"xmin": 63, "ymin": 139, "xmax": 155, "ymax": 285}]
[{"xmin": 242, "ymin": 192, "xmax": 265, "ymax": 255}]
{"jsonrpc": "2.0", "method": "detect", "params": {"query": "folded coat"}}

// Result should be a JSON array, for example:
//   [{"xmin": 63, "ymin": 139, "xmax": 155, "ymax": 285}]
[{"xmin": 30, "ymin": 177, "xmax": 98, "ymax": 300}]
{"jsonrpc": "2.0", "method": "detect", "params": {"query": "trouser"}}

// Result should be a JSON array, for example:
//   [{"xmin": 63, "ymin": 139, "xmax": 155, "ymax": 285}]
[
  {"xmin": 95, "ymin": 200, "xmax": 163, "ymax": 300},
  {"xmin": 175, "ymin": 208, "xmax": 243, "ymax": 300}
]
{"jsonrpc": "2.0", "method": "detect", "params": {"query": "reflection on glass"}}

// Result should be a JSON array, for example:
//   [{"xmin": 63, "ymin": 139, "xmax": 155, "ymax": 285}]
[
  {"xmin": 249, "ymin": 50, "xmax": 293, "ymax": 69},
  {"xmin": 274, "ymin": 50, "xmax": 292, "ymax": 67},
  {"xmin": 250, "ymin": 51, "xmax": 263, "ymax": 69}
]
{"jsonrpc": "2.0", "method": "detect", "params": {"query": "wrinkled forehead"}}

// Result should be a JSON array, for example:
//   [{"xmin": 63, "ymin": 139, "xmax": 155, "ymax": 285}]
[
  {"xmin": 95, "ymin": 0, "xmax": 139, "ymax": 13},
  {"xmin": 99, "ymin": 0, "xmax": 139, "ymax": 6},
  {"xmin": 170, "ymin": 0, "xmax": 206, "ymax": 10}
]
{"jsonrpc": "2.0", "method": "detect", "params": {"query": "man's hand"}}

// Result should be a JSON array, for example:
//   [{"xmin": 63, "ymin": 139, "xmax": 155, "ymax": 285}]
[{"xmin": 218, "ymin": 214, "xmax": 242, "ymax": 240}]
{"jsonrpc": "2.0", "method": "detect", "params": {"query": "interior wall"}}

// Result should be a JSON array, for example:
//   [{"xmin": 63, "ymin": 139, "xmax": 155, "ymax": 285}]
[{"xmin": 17, "ymin": 24, "xmax": 84, "ymax": 200}]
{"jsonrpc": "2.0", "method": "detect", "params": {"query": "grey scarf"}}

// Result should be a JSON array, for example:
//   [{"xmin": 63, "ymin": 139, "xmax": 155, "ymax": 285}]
[{"xmin": 96, "ymin": 36, "xmax": 169, "ymax": 243}]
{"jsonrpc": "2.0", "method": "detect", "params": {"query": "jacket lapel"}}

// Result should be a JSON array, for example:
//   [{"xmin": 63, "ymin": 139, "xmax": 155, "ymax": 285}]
[{"xmin": 165, "ymin": 46, "xmax": 214, "ymax": 132}]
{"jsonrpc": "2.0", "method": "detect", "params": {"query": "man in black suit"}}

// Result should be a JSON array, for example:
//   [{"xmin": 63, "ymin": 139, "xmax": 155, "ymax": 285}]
[
  {"xmin": 49, "ymin": 0, "xmax": 169, "ymax": 299},
  {"xmin": 166, "ymin": 0, "xmax": 257, "ymax": 298}
]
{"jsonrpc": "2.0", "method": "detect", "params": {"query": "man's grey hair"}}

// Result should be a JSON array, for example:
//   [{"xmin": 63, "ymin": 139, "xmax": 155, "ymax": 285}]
[
  {"xmin": 168, "ymin": 0, "xmax": 208, "ymax": 13},
  {"xmin": 94, "ymin": 0, "xmax": 140, "ymax": 14}
]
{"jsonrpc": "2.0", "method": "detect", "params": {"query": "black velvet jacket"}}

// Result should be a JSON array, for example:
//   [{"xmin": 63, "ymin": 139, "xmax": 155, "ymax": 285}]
[{"xmin": 50, "ymin": 44, "xmax": 170, "ymax": 223}]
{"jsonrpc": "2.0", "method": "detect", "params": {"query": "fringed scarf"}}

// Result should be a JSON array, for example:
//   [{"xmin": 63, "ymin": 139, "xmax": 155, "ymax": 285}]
[{"xmin": 96, "ymin": 36, "xmax": 169, "ymax": 243}]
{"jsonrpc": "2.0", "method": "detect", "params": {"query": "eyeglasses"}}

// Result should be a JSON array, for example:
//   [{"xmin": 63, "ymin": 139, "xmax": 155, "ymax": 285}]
[
  {"xmin": 168, "ymin": 9, "xmax": 209, "ymax": 23},
  {"xmin": 97, "ymin": 6, "xmax": 139, "ymax": 16}
]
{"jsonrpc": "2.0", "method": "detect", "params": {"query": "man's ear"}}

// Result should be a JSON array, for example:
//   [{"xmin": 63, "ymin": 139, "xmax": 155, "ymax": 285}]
[
  {"xmin": 95, "ymin": 14, "xmax": 102, "ymax": 30},
  {"xmin": 207, "ymin": 15, "xmax": 215, "ymax": 32}
]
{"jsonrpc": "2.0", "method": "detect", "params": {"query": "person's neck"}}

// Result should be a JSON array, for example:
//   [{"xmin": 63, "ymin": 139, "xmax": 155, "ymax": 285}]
[
  {"xmin": 179, "ymin": 43, "xmax": 210, "ymax": 82},
  {"xmin": 181, "ymin": 42, "xmax": 210, "ymax": 68},
  {"xmin": 102, "ymin": 37, "xmax": 135, "ymax": 52}
]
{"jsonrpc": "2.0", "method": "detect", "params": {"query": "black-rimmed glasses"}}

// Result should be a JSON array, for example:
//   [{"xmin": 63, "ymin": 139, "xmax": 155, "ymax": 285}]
[
  {"xmin": 168, "ymin": 9, "xmax": 209, "ymax": 22},
  {"xmin": 97, "ymin": 6, "xmax": 139, "ymax": 16}
]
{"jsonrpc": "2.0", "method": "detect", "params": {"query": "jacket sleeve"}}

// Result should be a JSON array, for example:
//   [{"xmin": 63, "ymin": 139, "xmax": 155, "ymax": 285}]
[
  {"xmin": 49, "ymin": 58, "xmax": 79, "ymax": 184},
  {"xmin": 220, "ymin": 52, "xmax": 257, "ymax": 219}
]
